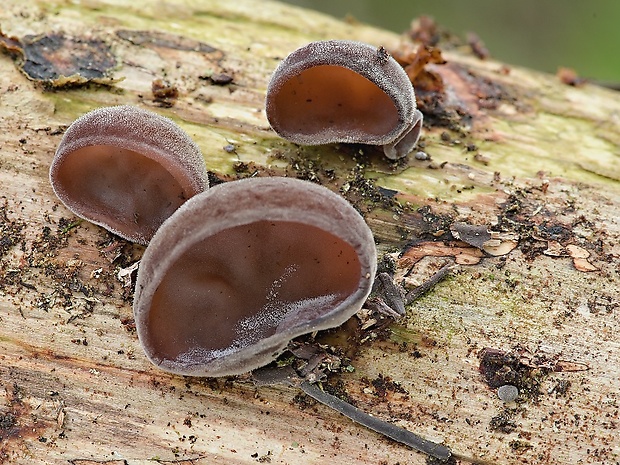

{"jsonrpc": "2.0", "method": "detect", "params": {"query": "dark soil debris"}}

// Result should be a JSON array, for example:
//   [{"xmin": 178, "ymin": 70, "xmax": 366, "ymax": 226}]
[
  {"xmin": 205, "ymin": 73, "xmax": 234, "ymax": 86},
  {"xmin": 0, "ymin": 413, "xmax": 16, "ymax": 431},
  {"xmin": 509, "ymin": 439, "xmax": 533, "ymax": 453},
  {"xmin": 285, "ymin": 150, "xmax": 402, "ymax": 216},
  {"xmin": 536, "ymin": 221, "xmax": 574, "ymax": 243},
  {"xmin": 322, "ymin": 379, "xmax": 357, "ymax": 406},
  {"xmin": 0, "ymin": 200, "xmax": 26, "ymax": 259},
  {"xmin": 399, "ymin": 205, "xmax": 453, "ymax": 241},
  {"xmin": 292, "ymin": 391, "xmax": 317, "ymax": 410},
  {"xmin": 152, "ymin": 78, "xmax": 179, "ymax": 107},
  {"xmin": 549, "ymin": 379, "xmax": 571, "ymax": 397},
  {"xmin": 447, "ymin": 62, "xmax": 515, "ymax": 111},
  {"xmin": 340, "ymin": 170, "xmax": 402, "ymax": 214},
  {"xmin": 120, "ymin": 317, "xmax": 136, "ymax": 333},
  {"xmin": 478, "ymin": 347, "xmax": 551, "ymax": 400},
  {"xmin": 491, "ymin": 188, "xmax": 602, "ymax": 268},
  {"xmin": 427, "ymin": 456, "xmax": 457, "ymax": 465},
  {"xmin": 489, "ymin": 409, "xmax": 518, "ymax": 433},
  {"xmin": 0, "ymin": 205, "xmax": 140, "ymax": 320},
  {"xmin": 361, "ymin": 373, "xmax": 408, "ymax": 400}
]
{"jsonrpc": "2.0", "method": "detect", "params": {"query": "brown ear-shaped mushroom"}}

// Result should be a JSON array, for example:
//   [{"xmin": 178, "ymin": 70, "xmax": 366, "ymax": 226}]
[
  {"xmin": 133, "ymin": 177, "xmax": 377, "ymax": 377},
  {"xmin": 265, "ymin": 40, "xmax": 423, "ymax": 160},
  {"xmin": 50, "ymin": 105, "xmax": 209, "ymax": 244}
]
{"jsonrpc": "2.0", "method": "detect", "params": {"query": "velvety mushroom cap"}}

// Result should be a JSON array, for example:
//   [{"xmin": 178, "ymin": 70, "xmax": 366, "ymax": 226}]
[
  {"xmin": 265, "ymin": 40, "xmax": 423, "ymax": 159},
  {"xmin": 134, "ymin": 177, "xmax": 377, "ymax": 377},
  {"xmin": 50, "ymin": 105, "xmax": 209, "ymax": 244}
]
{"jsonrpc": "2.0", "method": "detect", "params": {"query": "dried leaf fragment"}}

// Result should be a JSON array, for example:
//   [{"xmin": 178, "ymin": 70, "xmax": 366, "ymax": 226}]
[
  {"xmin": 566, "ymin": 244, "xmax": 598, "ymax": 272},
  {"xmin": 483, "ymin": 231, "xmax": 519, "ymax": 256},
  {"xmin": 450, "ymin": 222, "xmax": 489, "ymax": 249},
  {"xmin": 400, "ymin": 241, "xmax": 483, "ymax": 267},
  {"xmin": 392, "ymin": 43, "xmax": 446, "ymax": 87},
  {"xmin": 543, "ymin": 242, "xmax": 597, "ymax": 272},
  {"xmin": 543, "ymin": 240, "xmax": 566, "ymax": 257},
  {"xmin": 557, "ymin": 67, "xmax": 587, "ymax": 87},
  {"xmin": 450, "ymin": 222, "xmax": 518, "ymax": 256},
  {"xmin": 553, "ymin": 360, "xmax": 590, "ymax": 372}
]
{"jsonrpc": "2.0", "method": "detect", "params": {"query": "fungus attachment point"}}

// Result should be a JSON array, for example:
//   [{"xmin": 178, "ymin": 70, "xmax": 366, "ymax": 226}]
[
  {"xmin": 50, "ymin": 105, "xmax": 209, "ymax": 244},
  {"xmin": 266, "ymin": 40, "xmax": 423, "ymax": 160},
  {"xmin": 134, "ymin": 177, "xmax": 377, "ymax": 377}
]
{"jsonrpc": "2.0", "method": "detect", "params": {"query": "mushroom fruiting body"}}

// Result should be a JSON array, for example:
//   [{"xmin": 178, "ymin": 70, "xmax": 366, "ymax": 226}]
[
  {"xmin": 265, "ymin": 40, "xmax": 423, "ymax": 159},
  {"xmin": 134, "ymin": 177, "xmax": 377, "ymax": 377},
  {"xmin": 50, "ymin": 105, "xmax": 209, "ymax": 244}
]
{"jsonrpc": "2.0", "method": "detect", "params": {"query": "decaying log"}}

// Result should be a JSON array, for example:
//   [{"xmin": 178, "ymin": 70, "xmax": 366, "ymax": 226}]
[{"xmin": 0, "ymin": 1, "xmax": 618, "ymax": 464}]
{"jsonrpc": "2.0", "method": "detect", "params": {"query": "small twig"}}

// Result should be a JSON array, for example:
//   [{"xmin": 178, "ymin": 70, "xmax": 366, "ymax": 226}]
[
  {"xmin": 301, "ymin": 380, "xmax": 498, "ymax": 464},
  {"xmin": 376, "ymin": 272, "xmax": 406, "ymax": 315},
  {"xmin": 301, "ymin": 381, "xmax": 452, "ymax": 461},
  {"xmin": 404, "ymin": 262, "xmax": 456, "ymax": 306}
]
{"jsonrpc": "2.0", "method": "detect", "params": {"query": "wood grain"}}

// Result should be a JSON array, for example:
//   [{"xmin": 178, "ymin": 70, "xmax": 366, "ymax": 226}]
[{"xmin": 1, "ymin": 1, "xmax": 619, "ymax": 464}]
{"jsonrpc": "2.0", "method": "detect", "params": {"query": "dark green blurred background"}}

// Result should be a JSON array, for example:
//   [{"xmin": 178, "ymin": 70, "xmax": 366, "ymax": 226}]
[{"xmin": 281, "ymin": 0, "xmax": 620, "ymax": 83}]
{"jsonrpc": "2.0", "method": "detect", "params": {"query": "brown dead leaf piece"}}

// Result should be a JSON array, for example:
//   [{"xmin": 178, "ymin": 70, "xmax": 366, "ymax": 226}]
[
  {"xmin": 553, "ymin": 360, "xmax": 590, "ymax": 373},
  {"xmin": 544, "ymin": 242, "xmax": 598, "ymax": 271},
  {"xmin": 450, "ymin": 223, "xmax": 489, "ymax": 249},
  {"xmin": 557, "ymin": 67, "xmax": 587, "ymax": 87},
  {"xmin": 565, "ymin": 244, "xmax": 590, "ymax": 259},
  {"xmin": 392, "ymin": 43, "xmax": 446, "ymax": 86},
  {"xmin": 392, "ymin": 35, "xmax": 513, "ymax": 130},
  {"xmin": 450, "ymin": 222, "xmax": 518, "ymax": 256},
  {"xmin": 566, "ymin": 244, "xmax": 598, "ymax": 272},
  {"xmin": 543, "ymin": 240, "xmax": 566, "ymax": 257},
  {"xmin": 399, "ymin": 241, "xmax": 484, "ymax": 267},
  {"xmin": 479, "ymin": 346, "xmax": 587, "ymax": 402},
  {"xmin": 0, "ymin": 29, "xmax": 119, "ymax": 87},
  {"xmin": 483, "ymin": 233, "xmax": 519, "ymax": 256}
]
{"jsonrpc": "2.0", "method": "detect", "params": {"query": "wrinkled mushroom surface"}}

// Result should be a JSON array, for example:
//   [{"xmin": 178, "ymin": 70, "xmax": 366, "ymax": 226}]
[
  {"xmin": 134, "ymin": 177, "xmax": 377, "ymax": 377},
  {"xmin": 265, "ymin": 40, "xmax": 423, "ymax": 159},
  {"xmin": 50, "ymin": 105, "xmax": 209, "ymax": 244}
]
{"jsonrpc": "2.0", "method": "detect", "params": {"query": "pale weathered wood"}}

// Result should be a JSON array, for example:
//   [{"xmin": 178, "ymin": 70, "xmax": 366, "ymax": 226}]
[{"xmin": 0, "ymin": 1, "xmax": 619, "ymax": 464}]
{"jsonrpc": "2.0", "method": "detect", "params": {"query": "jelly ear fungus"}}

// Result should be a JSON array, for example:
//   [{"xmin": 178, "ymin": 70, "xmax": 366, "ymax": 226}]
[
  {"xmin": 133, "ymin": 177, "xmax": 377, "ymax": 377},
  {"xmin": 50, "ymin": 105, "xmax": 209, "ymax": 244},
  {"xmin": 265, "ymin": 40, "xmax": 423, "ymax": 159}
]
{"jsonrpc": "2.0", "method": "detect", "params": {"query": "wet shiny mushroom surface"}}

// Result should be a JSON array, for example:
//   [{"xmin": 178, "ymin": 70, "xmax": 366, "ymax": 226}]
[
  {"xmin": 50, "ymin": 105, "xmax": 209, "ymax": 244},
  {"xmin": 266, "ymin": 40, "xmax": 423, "ymax": 159},
  {"xmin": 133, "ymin": 177, "xmax": 377, "ymax": 377}
]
